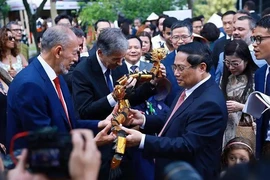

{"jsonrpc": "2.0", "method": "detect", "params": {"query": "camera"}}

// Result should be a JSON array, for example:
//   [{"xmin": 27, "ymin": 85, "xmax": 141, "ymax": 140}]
[{"xmin": 26, "ymin": 127, "xmax": 72, "ymax": 178}]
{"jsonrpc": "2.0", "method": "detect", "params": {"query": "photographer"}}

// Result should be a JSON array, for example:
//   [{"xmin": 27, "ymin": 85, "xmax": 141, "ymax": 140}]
[{"xmin": 6, "ymin": 129, "xmax": 100, "ymax": 180}]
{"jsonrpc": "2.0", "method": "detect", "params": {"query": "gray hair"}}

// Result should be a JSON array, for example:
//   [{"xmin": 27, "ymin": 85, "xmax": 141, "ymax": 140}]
[
  {"xmin": 238, "ymin": 16, "xmax": 256, "ymax": 30},
  {"xmin": 41, "ymin": 26, "xmax": 73, "ymax": 52},
  {"xmin": 96, "ymin": 28, "xmax": 128, "ymax": 56},
  {"xmin": 6, "ymin": 21, "xmax": 19, "ymax": 29}
]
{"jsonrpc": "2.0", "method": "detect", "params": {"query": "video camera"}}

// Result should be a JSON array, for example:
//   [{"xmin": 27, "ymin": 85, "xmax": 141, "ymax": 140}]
[{"xmin": 26, "ymin": 127, "xmax": 72, "ymax": 178}]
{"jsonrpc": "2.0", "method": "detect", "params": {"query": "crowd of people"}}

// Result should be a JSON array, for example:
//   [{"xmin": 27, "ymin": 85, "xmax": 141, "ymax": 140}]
[{"xmin": 0, "ymin": 0, "xmax": 270, "ymax": 180}]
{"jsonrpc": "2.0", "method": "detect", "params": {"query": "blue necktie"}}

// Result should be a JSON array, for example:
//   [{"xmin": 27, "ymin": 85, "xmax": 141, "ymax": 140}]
[
  {"xmin": 130, "ymin": 65, "xmax": 138, "ymax": 73},
  {"xmin": 105, "ymin": 69, "xmax": 113, "ymax": 92},
  {"xmin": 266, "ymin": 67, "xmax": 270, "ymax": 96}
]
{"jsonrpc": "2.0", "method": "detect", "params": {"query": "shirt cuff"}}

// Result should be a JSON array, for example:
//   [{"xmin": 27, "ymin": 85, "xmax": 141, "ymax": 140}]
[
  {"xmin": 140, "ymin": 115, "xmax": 146, "ymax": 129},
  {"xmin": 139, "ymin": 134, "xmax": 146, "ymax": 149},
  {"xmin": 80, "ymin": 52, "xmax": 89, "ymax": 57},
  {"xmin": 107, "ymin": 94, "xmax": 117, "ymax": 107}
]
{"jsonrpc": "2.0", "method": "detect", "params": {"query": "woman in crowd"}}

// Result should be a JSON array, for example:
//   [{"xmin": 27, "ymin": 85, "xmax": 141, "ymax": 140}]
[
  {"xmin": 0, "ymin": 27, "xmax": 28, "ymax": 78},
  {"xmin": 137, "ymin": 31, "xmax": 152, "ymax": 62},
  {"xmin": 221, "ymin": 40, "xmax": 258, "ymax": 145}
]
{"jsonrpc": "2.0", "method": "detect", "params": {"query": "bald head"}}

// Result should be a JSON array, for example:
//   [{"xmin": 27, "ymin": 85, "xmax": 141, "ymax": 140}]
[{"xmin": 41, "ymin": 25, "xmax": 76, "ymax": 52}]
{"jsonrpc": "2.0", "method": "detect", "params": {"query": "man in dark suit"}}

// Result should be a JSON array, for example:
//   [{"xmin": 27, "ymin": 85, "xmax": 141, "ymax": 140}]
[
  {"xmin": 72, "ymin": 28, "xmax": 161, "ymax": 120},
  {"xmin": 122, "ymin": 42, "xmax": 228, "ymax": 180},
  {"xmin": 125, "ymin": 35, "xmax": 153, "ymax": 72},
  {"xmin": 162, "ymin": 20, "xmax": 193, "ymax": 106},
  {"xmin": 6, "ymin": 26, "xmax": 114, "ymax": 151},
  {"xmin": 72, "ymin": 28, "xmax": 164, "ymax": 180},
  {"xmin": 252, "ymin": 16, "xmax": 270, "ymax": 158},
  {"xmin": 212, "ymin": 10, "xmax": 235, "ymax": 70},
  {"xmin": 243, "ymin": 0, "xmax": 260, "ymax": 22}
]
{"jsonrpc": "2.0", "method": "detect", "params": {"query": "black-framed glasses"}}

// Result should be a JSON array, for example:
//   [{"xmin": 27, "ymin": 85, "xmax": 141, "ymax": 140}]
[
  {"xmin": 11, "ymin": 29, "xmax": 22, "ymax": 33},
  {"xmin": 172, "ymin": 64, "xmax": 193, "ymax": 72},
  {"xmin": 8, "ymin": 36, "xmax": 15, "ymax": 41},
  {"xmin": 171, "ymin": 35, "xmax": 191, "ymax": 42},
  {"xmin": 223, "ymin": 59, "xmax": 243, "ymax": 67},
  {"xmin": 250, "ymin": 36, "xmax": 270, "ymax": 45}
]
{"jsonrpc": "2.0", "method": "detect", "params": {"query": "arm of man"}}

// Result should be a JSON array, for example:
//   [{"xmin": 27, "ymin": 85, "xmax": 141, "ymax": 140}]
[
  {"xmin": 15, "ymin": 82, "xmax": 52, "ymax": 131},
  {"xmin": 142, "ymin": 102, "xmax": 226, "ymax": 159},
  {"xmin": 72, "ymin": 69, "xmax": 113, "ymax": 119}
]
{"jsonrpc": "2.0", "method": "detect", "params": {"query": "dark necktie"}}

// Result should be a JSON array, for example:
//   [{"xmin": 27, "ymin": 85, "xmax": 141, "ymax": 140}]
[
  {"xmin": 266, "ymin": 67, "xmax": 270, "ymax": 96},
  {"xmin": 158, "ymin": 90, "xmax": 186, "ymax": 136},
  {"xmin": 105, "ymin": 69, "xmax": 113, "ymax": 92},
  {"xmin": 53, "ymin": 77, "xmax": 72, "ymax": 129},
  {"xmin": 130, "ymin": 65, "xmax": 138, "ymax": 73}
]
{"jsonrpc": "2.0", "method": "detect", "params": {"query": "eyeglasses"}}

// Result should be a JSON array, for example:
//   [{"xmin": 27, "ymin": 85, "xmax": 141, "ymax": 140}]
[
  {"xmin": 8, "ymin": 36, "xmax": 15, "ymax": 41},
  {"xmin": 223, "ymin": 59, "xmax": 243, "ymax": 67},
  {"xmin": 171, "ymin": 35, "xmax": 191, "ymax": 42},
  {"xmin": 250, "ymin": 35, "xmax": 270, "ymax": 45},
  {"xmin": 172, "ymin": 64, "xmax": 193, "ymax": 72},
  {"xmin": 11, "ymin": 29, "xmax": 22, "ymax": 33}
]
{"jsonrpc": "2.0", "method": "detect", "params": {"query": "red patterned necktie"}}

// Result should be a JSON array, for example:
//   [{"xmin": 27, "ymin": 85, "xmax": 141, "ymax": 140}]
[{"xmin": 53, "ymin": 77, "xmax": 72, "ymax": 129}]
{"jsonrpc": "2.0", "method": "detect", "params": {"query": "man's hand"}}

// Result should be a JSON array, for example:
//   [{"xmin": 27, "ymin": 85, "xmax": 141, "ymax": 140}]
[
  {"xmin": 159, "ymin": 63, "xmax": 166, "ymax": 77},
  {"xmin": 94, "ymin": 124, "xmax": 116, "ymax": 146},
  {"xmin": 7, "ymin": 149, "xmax": 48, "ymax": 180},
  {"xmin": 150, "ymin": 63, "xmax": 167, "ymax": 85},
  {"xmin": 128, "ymin": 108, "xmax": 145, "ymax": 126},
  {"xmin": 98, "ymin": 104, "xmax": 119, "ymax": 129},
  {"xmin": 8, "ymin": 69, "xmax": 17, "ymax": 78},
  {"xmin": 69, "ymin": 129, "xmax": 101, "ymax": 180},
  {"xmin": 125, "ymin": 76, "xmax": 137, "ymax": 89},
  {"xmin": 121, "ymin": 126, "xmax": 143, "ymax": 147}
]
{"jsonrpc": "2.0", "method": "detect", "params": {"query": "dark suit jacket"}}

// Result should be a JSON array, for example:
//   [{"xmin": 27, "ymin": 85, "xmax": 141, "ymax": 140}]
[
  {"xmin": 255, "ymin": 65, "xmax": 269, "ymax": 158},
  {"xmin": 250, "ymin": 12, "xmax": 260, "ymax": 23},
  {"xmin": 72, "ymin": 53, "xmax": 157, "ymax": 120},
  {"xmin": 142, "ymin": 77, "xmax": 228, "ymax": 180},
  {"xmin": 6, "ymin": 58, "xmax": 99, "ymax": 150},
  {"xmin": 212, "ymin": 37, "xmax": 230, "ymax": 69}
]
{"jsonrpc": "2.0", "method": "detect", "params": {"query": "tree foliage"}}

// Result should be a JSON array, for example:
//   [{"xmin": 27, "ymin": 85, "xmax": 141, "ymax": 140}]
[
  {"xmin": 0, "ymin": 0, "xmax": 10, "ymax": 25},
  {"xmin": 22, "ymin": 0, "xmax": 47, "ymax": 52},
  {"xmin": 79, "ymin": 0, "xmax": 187, "ymax": 25},
  {"xmin": 193, "ymin": 0, "xmax": 236, "ymax": 20}
]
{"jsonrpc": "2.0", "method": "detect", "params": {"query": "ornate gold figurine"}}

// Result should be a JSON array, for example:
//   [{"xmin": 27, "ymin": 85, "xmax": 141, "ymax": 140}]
[{"xmin": 109, "ymin": 48, "xmax": 169, "ymax": 179}]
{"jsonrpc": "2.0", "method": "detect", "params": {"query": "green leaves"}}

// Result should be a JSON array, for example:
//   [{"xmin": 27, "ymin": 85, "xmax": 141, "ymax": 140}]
[
  {"xmin": 79, "ymin": 0, "xmax": 187, "ymax": 25},
  {"xmin": 193, "ymin": 0, "xmax": 237, "ymax": 20}
]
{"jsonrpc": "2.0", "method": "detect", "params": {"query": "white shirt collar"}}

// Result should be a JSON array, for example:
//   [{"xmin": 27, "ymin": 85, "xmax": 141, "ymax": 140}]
[
  {"xmin": 185, "ymin": 74, "xmax": 211, "ymax": 98},
  {"xmin": 248, "ymin": 44, "xmax": 254, "ymax": 51},
  {"xmin": 125, "ymin": 60, "xmax": 140, "ymax": 71},
  {"xmin": 249, "ymin": 10, "xmax": 255, "ymax": 13},
  {"xmin": 37, "ymin": 55, "xmax": 57, "ymax": 81},
  {"xmin": 96, "ymin": 51, "xmax": 108, "ymax": 74}
]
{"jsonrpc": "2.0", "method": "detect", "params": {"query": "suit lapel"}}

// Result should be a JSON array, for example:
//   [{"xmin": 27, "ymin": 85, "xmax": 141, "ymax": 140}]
[
  {"xmin": 91, "ymin": 54, "xmax": 111, "ymax": 94},
  {"xmin": 161, "ymin": 77, "xmax": 215, "ymax": 135},
  {"xmin": 33, "ymin": 60, "xmax": 72, "ymax": 129},
  {"xmin": 257, "ymin": 65, "xmax": 267, "ymax": 93},
  {"xmin": 59, "ymin": 75, "xmax": 76, "ymax": 128},
  {"xmin": 112, "ymin": 62, "xmax": 128, "ymax": 83},
  {"xmin": 161, "ymin": 93, "xmax": 193, "ymax": 135}
]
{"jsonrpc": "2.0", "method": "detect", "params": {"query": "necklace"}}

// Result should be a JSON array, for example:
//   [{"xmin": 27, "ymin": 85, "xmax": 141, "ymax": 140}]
[{"xmin": 8, "ymin": 55, "xmax": 14, "ymax": 70}]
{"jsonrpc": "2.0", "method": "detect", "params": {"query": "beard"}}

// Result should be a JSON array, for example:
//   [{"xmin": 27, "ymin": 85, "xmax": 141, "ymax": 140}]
[{"xmin": 60, "ymin": 62, "xmax": 68, "ymax": 75}]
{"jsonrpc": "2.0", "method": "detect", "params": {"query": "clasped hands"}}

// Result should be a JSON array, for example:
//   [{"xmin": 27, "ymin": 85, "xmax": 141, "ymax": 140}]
[
  {"xmin": 226, "ymin": 100, "xmax": 244, "ymax": 114},
  {"xmin": 96, "ymin": 105, "xmax": 146, "ymax": 147}
]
